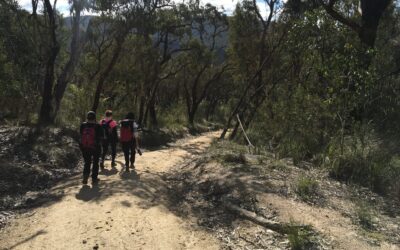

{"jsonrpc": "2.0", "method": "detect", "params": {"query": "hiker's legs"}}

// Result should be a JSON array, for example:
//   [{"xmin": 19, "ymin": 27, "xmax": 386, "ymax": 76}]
[
  {"xmin": 101, "ymin": 140, "xmax": 109, "ymax": 166},
  {"xmin": 110, "ymin": 140, "xmax": 117, "ymax": 165},
  {"xmin": 122, "ymin": 142, "xmax": 130, "ymax": 168},
  {"xmin": 92, "ymin": 148, "xmax": 100, "ymax": 180},
  {"xmin": 130, "ymin": 141, "xmax": 136, "ymax": 168},
  {"xmin": 82, "ymin": 150, "xmax": 91, "ymax": 181}
]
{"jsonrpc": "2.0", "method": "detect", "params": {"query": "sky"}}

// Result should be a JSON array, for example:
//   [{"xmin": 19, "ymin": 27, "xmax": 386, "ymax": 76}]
[{"xmin": 16, "ymin": 0, "xmax": 270, "ymax": 17}]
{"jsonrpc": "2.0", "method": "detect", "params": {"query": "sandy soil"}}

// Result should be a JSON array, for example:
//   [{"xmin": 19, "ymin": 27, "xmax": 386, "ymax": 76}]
[
  {"xmin": 259, "ymin": 193, "xmax": 399, "ymax": 250},
  {"xmin": 0, "ymin": 132, "xmax": 221, "ymax": 250}
]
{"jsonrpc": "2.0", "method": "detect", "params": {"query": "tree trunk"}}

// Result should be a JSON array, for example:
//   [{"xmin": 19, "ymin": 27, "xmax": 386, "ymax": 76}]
[
  {"xmin": 229, "ymin": 120, "xmax": 240, "ymax": 140},
  {"xmin": 138, "ymin": 96, "xmax": 146, "ymax": 125},
  {"xmin": 92, "ymin": 33, "xmax": 126, "ymax": 112},
  {"xmin": 39, "ymin": 50, "xmax": 58, "ymax": 124},
  {"xmin": 39, "ymin": 0, "xmax": 60, "ymax": 125},
  {"xmin": 188, "ymin": 111, "xmax": 195, "ymax": 125},
  {"xmin": 187, "ymin": 101, "xmax": 198, "ymax": 126},
  {"xmin": 223, "ymin": 200, "xmax": 310, "ymax": 235},
  {"xmin": 149, "ymin": 101, "xmax": 158, "ymax": 128},
  {"xmin": 52, "ymin": 1, "xmax": 82, "ymax": 121},
  {"xmin": 205, "ymin": 99, "xmax": 217, "ymax": 121}
]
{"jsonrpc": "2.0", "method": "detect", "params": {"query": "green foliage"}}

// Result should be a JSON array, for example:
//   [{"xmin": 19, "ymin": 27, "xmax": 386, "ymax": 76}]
[
  {"xmin": 158, "ymin": 103, "xmax": 188, "ymax": 130},
  {"xmin": 295, "ymin": 175, "xmax": 319, "ymax": 202},
  {"xmin": 0, "ymin": 2, "xmax": 41, "ymax": 121},
  {"xmin": 1, "ymin": 0, "xmax": 400, "ymax": 200},
  {"xmin": 287, "ymin": 223, "xmax": 315, "ymax": 250},
  {"xmin": 57, "ymin": 83, "xmax": 94, "ymax": 128},
  {"xmin": 355, "ymin": 201, "xmax": 376, "ymax": 230},
  {"xmin": 222, "ymin": 152, "xmax": 247, "ymax": 164},
  {"xmin": 208, "ymin": 140, "xmax": 249, "ymax": 165},
  {"xmin": 326, "ymin": 126, "xmax": 400, "ymax": 194}
]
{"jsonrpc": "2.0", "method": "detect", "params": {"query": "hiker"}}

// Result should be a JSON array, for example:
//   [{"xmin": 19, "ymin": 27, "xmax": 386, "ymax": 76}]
[
  {"xmin": 100, "ymin": 110, "xmax": 118, "ymax": 169},
  {"xmin": 119, "ymin": 112, "xmax": 142, "ymax": 172},
  {"xmin": 79, "ymin": 111, "xmax": 104, "ymax": 185}
]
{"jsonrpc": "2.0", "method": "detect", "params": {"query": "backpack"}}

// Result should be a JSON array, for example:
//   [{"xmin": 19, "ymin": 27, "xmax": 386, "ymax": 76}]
[
  {"xmin": 101, "ymin": 119, "xmax": 113, "ymax": 137},
  {"xmin": 81, "ymin": 126, "xmax": 96, "ymax": 149},
  {"xmin": 120, "ymin": 120, "xmax": 134, "ymax": 142}
]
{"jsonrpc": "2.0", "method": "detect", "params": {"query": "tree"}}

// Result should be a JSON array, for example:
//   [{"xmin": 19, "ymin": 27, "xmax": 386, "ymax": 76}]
[
  {"xmin": 89, "ymin": 0, "xmax": 173, "ymax": 113},
  {"xmin": 37, "ymin": 0, "xmax": 61, "ymax": 124},
  {"xmin": 221, "ymin": 0, "xmax": 284, "ymax": 139},
  {"xmin": 177, "ymin": 2, "xmax": 229, "ymax": 125},
  {"xmin": 33, "ymin": 0, "xmax": 87, "ymax": 124},
  {"xmin": 287, "ymin": 0, "xmax": 393, "ymax": 48},
  {"xmin": 0, "ymin": 0, "xmax": 40, "ymax": 121},
  {"xmin": 53, "ymin": 0, "xmax": 86, "ymax": 118}
]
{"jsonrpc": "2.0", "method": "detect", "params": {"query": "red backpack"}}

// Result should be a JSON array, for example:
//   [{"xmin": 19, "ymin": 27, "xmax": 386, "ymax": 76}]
[
  {"xmin": 120, "ymin": 120, "xmax": 133, "ymax": 142},
  {"xmin": 81, "ymin": 126, "xmax": 96, "ymax": 149}
]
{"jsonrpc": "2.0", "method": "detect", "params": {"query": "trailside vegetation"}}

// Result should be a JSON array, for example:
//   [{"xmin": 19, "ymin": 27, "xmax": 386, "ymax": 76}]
[{"xmin": 1, "ymin": 0, "xmax": 399, "ymax": 197}]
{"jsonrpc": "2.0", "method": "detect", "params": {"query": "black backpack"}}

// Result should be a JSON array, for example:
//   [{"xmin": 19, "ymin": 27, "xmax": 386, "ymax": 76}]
[{"xmin": 101, "ymin": 119, "xmax": 113, "ymax": 137}]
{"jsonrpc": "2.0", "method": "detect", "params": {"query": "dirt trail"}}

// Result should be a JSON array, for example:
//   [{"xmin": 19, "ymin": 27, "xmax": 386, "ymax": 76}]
[
  {"xmin": 0, "ymin": 132, "xmax": 220, "ymax": 250},
  {"xmin": 259, "ymin": 194, "xmax": 398, "ymax": 250}
]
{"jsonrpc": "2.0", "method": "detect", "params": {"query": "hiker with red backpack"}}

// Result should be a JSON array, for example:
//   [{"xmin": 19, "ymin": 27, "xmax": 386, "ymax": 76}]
[
  {"xmin": 100, "ymin": 110, "xmax": 118, "ymax": 169},
  {"xmin": 119, "ymin": 112, "xmax": 142, "ymax": 172},
  {"xmin": 79, "ymin": 111, "xmax": 104, "ymax": 185}
]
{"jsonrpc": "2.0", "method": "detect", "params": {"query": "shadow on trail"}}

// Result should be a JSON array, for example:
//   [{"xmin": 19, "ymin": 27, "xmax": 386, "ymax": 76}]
[
  {"xmin": 8, "ymin": 230, "xmax": 47, "ymax": 249},
  {"xmin": 99, "ymin": 166, "xmax": 118, "ymax": 176},
  {"xmin": 75, "ymin": 184, "xmax": 102, "ymax": 201},
  {"xmin": 67, "ymin": 157, "xmax": 274, "ymax": 231},
  {"xmin": 24, "ymin": 135, "xmax": 254, "ymax": 232},
  {"xmin": 72, "ymin": 171, "xmax": 166, "ymax": 207},
  {"xmin": 169, "ymin": 141, "xmax": 208, "ymax": 155},
  {"xmin": 120, "ymin": 170, "xmax": 140, "ymax": 180}
]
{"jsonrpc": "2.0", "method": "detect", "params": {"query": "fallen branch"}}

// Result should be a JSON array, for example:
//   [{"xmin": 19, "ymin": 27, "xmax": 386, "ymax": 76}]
[
  {"xmin": 236, "ymin": 114, "xmax": 254, "ymax": 147},
  {"xmin": 223, "ymin": 200, "xmax": 310, "ymax": 235}
]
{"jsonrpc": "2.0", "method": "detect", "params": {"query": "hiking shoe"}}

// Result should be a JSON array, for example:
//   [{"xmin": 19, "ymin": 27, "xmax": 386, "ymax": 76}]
[
  {"xmin": 130, "ymin": 164, "xmax": 135, "ymax": 170},
  {"xmin": 82, "ymin": 178, "xmax": 88, "ymax": 185},
  {"xmin": 137, "ymin": 149, "xmax": 142, "ymax": 156},
  {"xmin": 92, "ymin": 178, "xmax": 100, "ymax": 184}
]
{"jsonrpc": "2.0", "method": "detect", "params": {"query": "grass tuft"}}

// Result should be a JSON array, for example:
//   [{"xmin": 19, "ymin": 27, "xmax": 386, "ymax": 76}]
[{"xmin": 295, "ymin": 175, "xmax": 319, "ymax": 203}]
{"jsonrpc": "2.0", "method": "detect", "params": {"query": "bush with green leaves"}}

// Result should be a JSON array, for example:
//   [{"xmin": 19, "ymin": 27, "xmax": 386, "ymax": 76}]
[
  {"xmin": 355, "ymin": 201, "xmax": 376, "ymax": 230},
  {"xmin": 295, "ymin": 175, "xmax": 319, "ymax": 202},
  {"xmin": 326, "ymin": 127, "xmax": 400, "ymax": 195},
  {"xmin": 287, "ymin": 224, "xmax": 316, "ymax": 250}
]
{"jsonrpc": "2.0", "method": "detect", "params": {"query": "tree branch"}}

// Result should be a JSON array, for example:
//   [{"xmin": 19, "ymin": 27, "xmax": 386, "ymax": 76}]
[{"xmin": 319, "ymin": 0, "xmax": 361, "ymax": 33}]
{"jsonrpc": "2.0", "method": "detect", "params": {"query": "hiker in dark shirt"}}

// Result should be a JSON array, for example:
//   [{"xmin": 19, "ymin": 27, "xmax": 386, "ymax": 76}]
[
  {"xmin": 79, "ymin": 111, "xmax": 104, "ymax": 185},
  {"xmin": 100, "ymin": 110, "xmax": 118, "ymax": 169},
  {"xmin": 119, "ymin": 112, "xmax": 141, "ymax": 172}
]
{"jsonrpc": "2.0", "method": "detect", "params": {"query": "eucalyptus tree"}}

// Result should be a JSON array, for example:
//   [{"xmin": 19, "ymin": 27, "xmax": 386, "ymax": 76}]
[
  {"xmin": 89, "ymin": 0, "xmax": 173, "ymax": 112},
  {"xmin": 220, "ymin": 0, "xmax": 285, "ymax": 139},
  {"xmin": 286, "ymin": 0, "xmax": 393, "ymax": 48},
  {"xmin": 30, "ymin": 0, "xmax": 88, "ymax": 124},
  {"xmin": 0, "ymin": 0, "xmax": 39, "ymax": 120},
  {"xmin": 176, "ymin": 1, "xmax": 229, "ymax": 125}
]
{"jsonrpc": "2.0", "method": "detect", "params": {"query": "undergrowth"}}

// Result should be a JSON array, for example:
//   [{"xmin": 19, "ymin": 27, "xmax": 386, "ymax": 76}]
[
  {"xmin": 325, "ymin": 132, "xmax": 400, "ymax": 195},
  {"xmin": 355, "ymin": 201, "xmax": 376, "ymax": 230},
  {"xmin": 287, "ymin": 223, "xmax": 316, "ymax": 250},
  {"xmin": 295, "ymin": 175, "xmax": 319, "ymax": 203}
]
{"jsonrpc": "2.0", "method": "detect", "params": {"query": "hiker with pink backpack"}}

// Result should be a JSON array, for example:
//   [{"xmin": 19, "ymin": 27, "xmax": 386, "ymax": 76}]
[
  {"xmin": 119, "ymin": 112, "xmax": 142, "ymax": 172},
  {"xmin": 100, "ymin": 110, "xmax": 118, "ymax": 169},
  {"xmin": 79, "ymin": 111, "xmax": 104, "ymax": 185}
]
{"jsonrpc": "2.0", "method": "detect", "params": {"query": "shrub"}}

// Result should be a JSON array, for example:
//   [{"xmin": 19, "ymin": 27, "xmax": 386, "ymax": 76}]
[
  {"xmin": 355, "ymin": 202, "xmax": 376, "ymax": 230},
  {"xmin": 295, "ymin": 175, "xmax": 319, "ymax": 202},
  {"xmin": 326, "ymin": 135, "xmax": 400, "ymax": 195},
  {"xmin": 222, "ymin": 152, "xmax": 247, "ymax": 164},
  {"xmin": 287, "ymin": 224, "xmax": 315, "ymax": 250}
]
